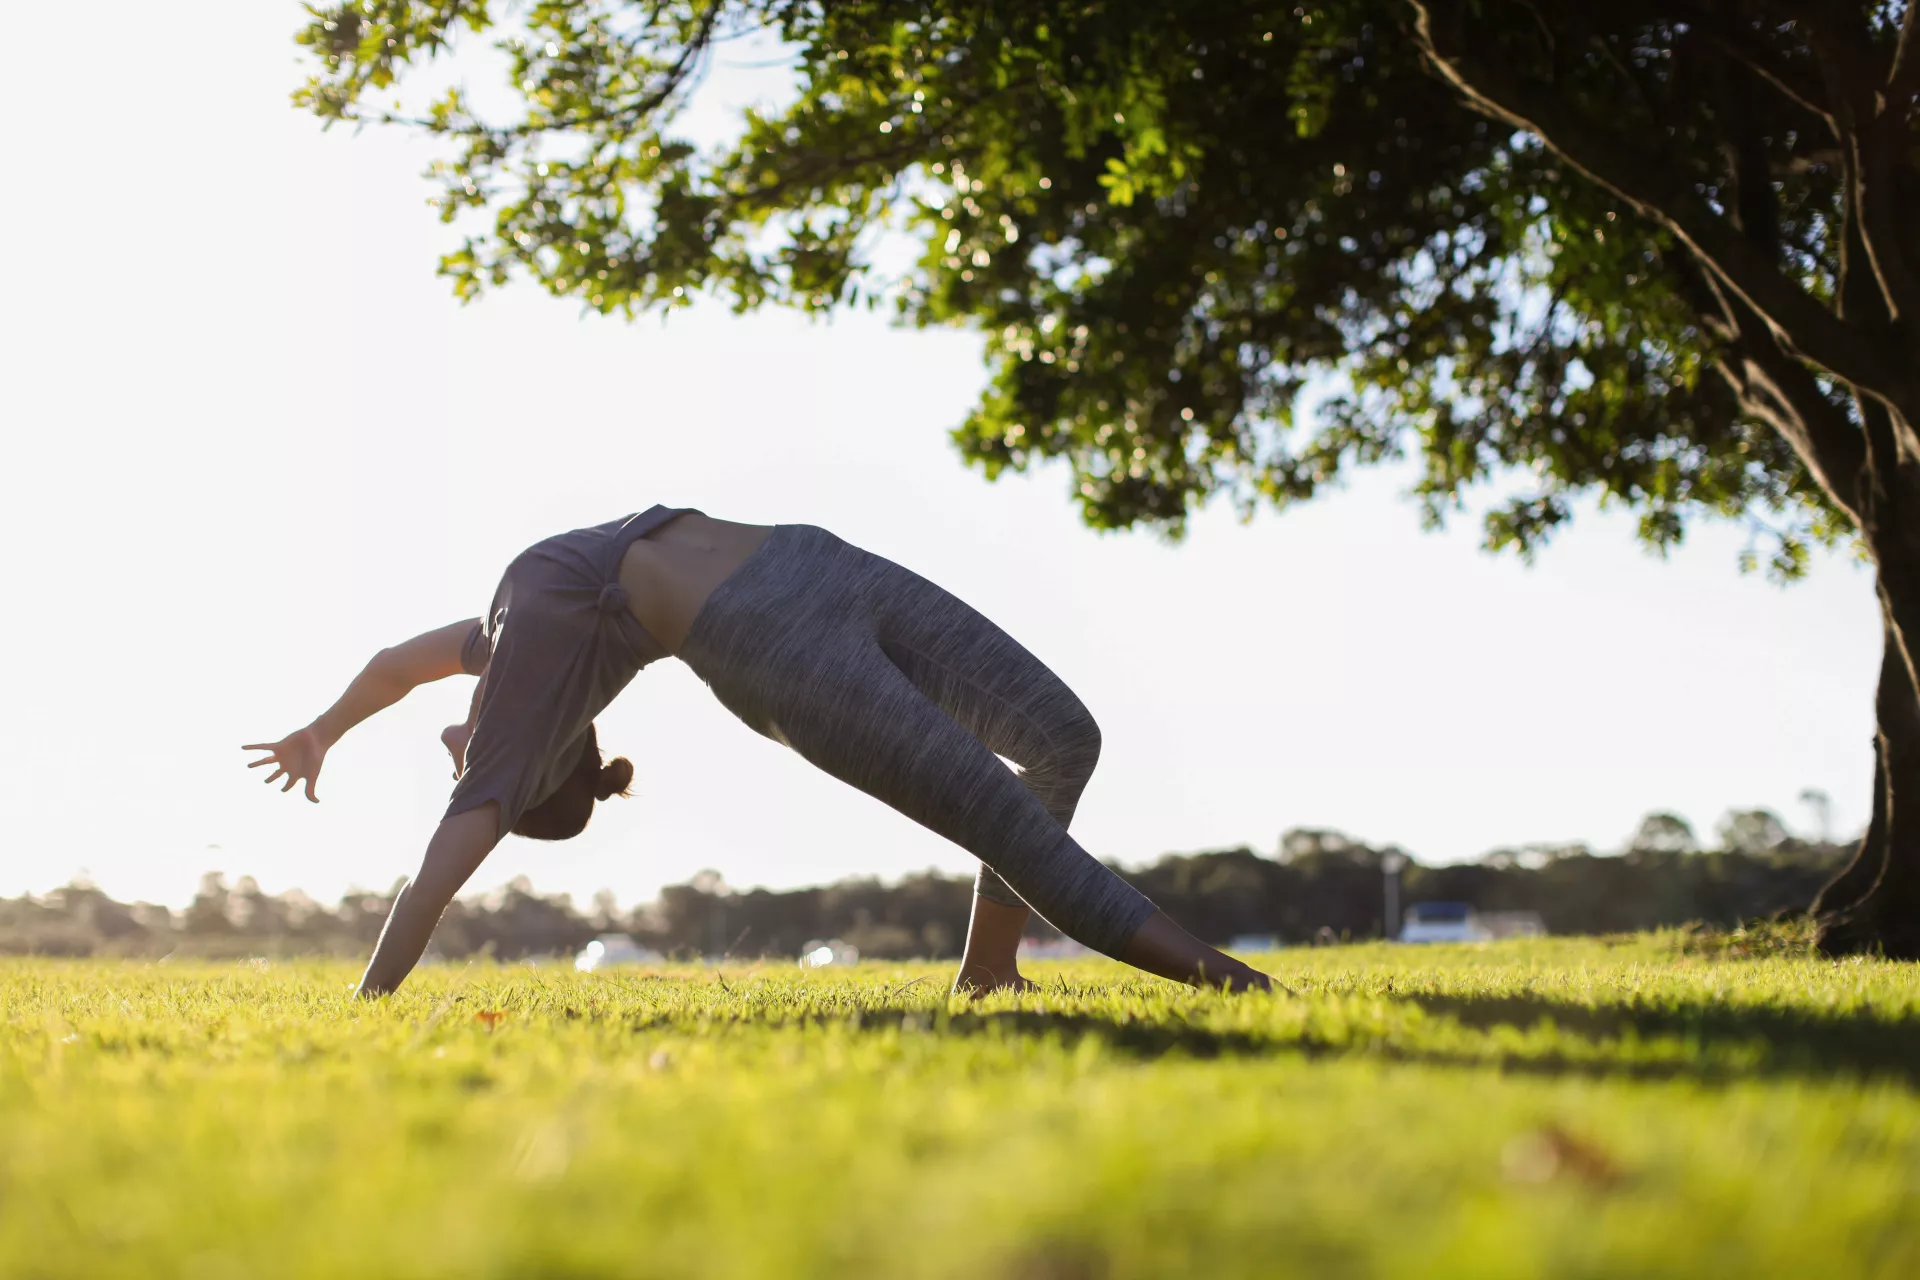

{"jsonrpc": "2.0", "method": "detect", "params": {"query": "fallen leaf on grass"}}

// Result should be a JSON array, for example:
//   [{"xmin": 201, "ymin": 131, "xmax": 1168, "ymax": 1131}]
[{"xmin": 1502, "ymin": 1123, "xmax": 1625, "ymax": 1189}]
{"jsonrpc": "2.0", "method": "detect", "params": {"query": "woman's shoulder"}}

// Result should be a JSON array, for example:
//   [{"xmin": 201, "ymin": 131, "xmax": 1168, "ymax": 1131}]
[{"xmin": 544, "ymin": 504, "xmax": 698, "ymax": 548}]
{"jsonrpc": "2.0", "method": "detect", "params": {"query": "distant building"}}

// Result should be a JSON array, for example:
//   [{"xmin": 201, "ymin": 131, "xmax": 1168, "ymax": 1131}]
[
  {"xmin": 1399, "ymin": 902, "xmax": 1489, "ymax": 944},
  {"xmin": 1399, "ymin": 903, "xmax": 1549, "ymax": 943}
]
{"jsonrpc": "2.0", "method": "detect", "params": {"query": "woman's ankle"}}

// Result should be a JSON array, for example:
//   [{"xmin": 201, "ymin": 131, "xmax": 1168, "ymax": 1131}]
[{"xmin": 953, "ymin": 957, "xmax": 1030, "ymax": 994}]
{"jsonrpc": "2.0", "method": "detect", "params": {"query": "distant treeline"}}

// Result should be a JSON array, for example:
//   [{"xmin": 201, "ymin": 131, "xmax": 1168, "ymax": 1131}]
[{"xmin": 0, "ymin": 809, "xmax": 1848, "ymax": 961}]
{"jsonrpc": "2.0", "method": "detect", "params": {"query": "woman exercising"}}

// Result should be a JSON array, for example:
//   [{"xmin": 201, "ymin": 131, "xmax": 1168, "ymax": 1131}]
[{"xmin": 244, "ymin": 507, "xmax": 1272, "ymax": 997}]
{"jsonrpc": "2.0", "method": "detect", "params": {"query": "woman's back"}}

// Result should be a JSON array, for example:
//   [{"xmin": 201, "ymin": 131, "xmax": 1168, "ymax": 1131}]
[{"xmin": 618, "ymin": 511, "xmax": 774, "ymax": 653}]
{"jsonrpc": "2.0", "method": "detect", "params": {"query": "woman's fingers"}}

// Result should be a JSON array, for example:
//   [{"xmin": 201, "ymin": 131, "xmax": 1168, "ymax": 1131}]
[{"xmin": 246, "ymin": 739, "xmax": 322, "ymax": 801}]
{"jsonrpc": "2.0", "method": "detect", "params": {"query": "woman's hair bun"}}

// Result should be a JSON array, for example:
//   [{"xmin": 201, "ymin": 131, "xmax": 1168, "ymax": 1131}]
[{"xmin": 595, "ymin": 756, "xmax": 635, "ymax": 801}]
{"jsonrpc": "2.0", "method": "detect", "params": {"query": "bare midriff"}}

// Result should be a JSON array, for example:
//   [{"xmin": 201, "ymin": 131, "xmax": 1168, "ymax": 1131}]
[{"xmin": 616, "ymin": 511, "xmax": 775, "ymax": 654}]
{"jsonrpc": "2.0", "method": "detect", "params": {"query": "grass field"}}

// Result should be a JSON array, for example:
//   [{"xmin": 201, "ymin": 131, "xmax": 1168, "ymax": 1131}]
[{"xmin": 3, "ymin": 937, "xmax": 1918, "ymax": 1279}]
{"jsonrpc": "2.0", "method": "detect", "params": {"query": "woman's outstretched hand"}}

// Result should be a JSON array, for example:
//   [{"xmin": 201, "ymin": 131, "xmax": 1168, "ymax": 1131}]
[{"xmin": 242, "ymin": 727, "xmax": 329, "ymax": 803}]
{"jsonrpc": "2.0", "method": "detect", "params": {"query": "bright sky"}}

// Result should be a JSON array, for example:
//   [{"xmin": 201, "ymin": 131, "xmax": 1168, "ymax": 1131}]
[{"xmin": 0, "ymin": 4, "xmax": 1884, "ymax": 909}]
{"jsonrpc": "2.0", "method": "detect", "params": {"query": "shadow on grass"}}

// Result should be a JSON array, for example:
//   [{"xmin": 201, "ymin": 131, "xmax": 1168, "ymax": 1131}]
[
  {"xmin": 1404, "ymin": 992, "xmax": 1920, "ymax": 1088},
  {"xmin": 766, "ymin": 997, "xmax": 1920, "ymax": 1089}
]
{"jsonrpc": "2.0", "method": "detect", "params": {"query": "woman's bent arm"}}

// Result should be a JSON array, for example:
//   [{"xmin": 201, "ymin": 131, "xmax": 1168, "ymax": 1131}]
[
  {"xmin": 244, "ymin": 619, "xmax": 482, "ymax": 801},
  {"xmin": 356, "ymin": 803, "xmax": 501, "ymax": 997},
  {"xmin": 311, "ymin": 618, "xmax": 482, "ymax": 748}
]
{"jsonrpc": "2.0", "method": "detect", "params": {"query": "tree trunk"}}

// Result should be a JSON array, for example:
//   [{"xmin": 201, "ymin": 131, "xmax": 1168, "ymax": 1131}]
[
  {"xmin": 1817, "ymin": 605, "xmax": 1920, "ymax": 959},
  {"xmin": 1812, "ymin": 618, "xmax": 1896, "ymax": 917},
  {"xmin": 1811, "ymin": 728, "xmax": 1886, "ymax": 918},
  {"xmin": 1404, "ymin": 0, "xmax": 1920, "ymax": 952}
]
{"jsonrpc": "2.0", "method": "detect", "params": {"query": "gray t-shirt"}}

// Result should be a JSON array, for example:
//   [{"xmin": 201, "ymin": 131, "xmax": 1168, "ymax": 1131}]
[{"xmin": 449, "ymin": 505, "xmax": 694, "ymax": 836}]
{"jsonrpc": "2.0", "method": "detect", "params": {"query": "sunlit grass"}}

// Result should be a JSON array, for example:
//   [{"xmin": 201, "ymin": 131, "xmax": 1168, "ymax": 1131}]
[{"xmin": 3, "ymin": 938, "xmax": 1917, "ymax": 1278}]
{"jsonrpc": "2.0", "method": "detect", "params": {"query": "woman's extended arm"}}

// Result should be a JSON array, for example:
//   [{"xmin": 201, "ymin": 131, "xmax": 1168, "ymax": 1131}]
[
  {"xmin": 244, "ymin": 618, "xmax": 481, "ymax": 801},
  {"xmin": 309, "ymin": 618, "xmax": 482, "ymax": 746},
  {"xmin": 357, "ymin": 803, "xmax": 501, "ymax": 996}
]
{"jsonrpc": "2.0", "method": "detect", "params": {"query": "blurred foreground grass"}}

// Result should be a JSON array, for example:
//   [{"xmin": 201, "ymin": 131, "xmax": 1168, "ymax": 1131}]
[{"xmin": 3, "ymin": 936, "xmax": 1918, "ymax": 1278}]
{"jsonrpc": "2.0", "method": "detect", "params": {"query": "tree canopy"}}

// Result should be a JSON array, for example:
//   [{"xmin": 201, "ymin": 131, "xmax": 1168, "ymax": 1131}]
[{"xmin": 297, "ymin": 1, "xmax": 1877, "ymax": 560}]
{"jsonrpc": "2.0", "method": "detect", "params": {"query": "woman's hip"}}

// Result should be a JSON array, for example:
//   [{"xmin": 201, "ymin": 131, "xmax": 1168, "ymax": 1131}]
[
  {"xmin": 679, "ymin": 524, "xmax": 866, "ymax": 680},
  {"xmin": 679, "ymin": 527, "xmax": 1079, "ymax": 749}
]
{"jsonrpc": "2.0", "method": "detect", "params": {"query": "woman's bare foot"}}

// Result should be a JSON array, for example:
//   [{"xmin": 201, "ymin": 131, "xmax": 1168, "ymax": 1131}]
[
  {"xmin": 951, "ymin": 965, "xmax": 1038, "ymax": 997},
  {"xmin": 953, "ymin": 894, "xmax": 1038, "ymax": 997},
  {"xmin": 1120, "ymin": 911, "xmax": 1287, "ymax": 993}
]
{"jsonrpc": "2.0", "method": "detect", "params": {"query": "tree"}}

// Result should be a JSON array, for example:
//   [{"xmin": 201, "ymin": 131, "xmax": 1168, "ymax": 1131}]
[
  {"xmin": 183, "ymin": 872, "xmax": 234, "ymax": 936},
  {"xmin": 1629, "ymin": 812, "xmax": 1700, "ymax": 855},
  {"xmin": 294, "ymin": 1, "xmax": 1920, "ymax": 955},
  {"xmin": 1716, "ymin": 808, "xmax": 1792, "ymax": 857},
  {"xmin": 1397, "ymin": 2, "xmax": 1920, "ymax": 958}
]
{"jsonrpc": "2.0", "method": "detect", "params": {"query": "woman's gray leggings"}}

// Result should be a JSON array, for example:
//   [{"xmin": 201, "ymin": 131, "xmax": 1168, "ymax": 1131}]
[{"xmin": 676, "ymin": 524, "xmax": 1158, "ymax": 958}]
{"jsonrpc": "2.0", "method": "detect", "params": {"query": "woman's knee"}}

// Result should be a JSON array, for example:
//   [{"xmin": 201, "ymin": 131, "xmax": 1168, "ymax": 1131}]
[
  {"xmin": 1024, "ymin": 709, "xmax": 1101, "ymax": 801},
  {"xmin": 1054, "ymin": 708, "xmax": 1101, "ymax": 779}
]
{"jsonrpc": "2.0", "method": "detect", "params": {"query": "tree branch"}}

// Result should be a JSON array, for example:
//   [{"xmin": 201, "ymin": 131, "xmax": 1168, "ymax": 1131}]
[
  {"xmin": 1678, "ymin": 255, "xmax": 1868, "ymax": 520},
  {"xmin": 1408, "ymin": 0, "xmax": 1907, "ymax": 410},
  {"xmin": 359, "ymin": 3, "xmax": 724, "ymax": 142},
  {"xmin": 1885, "ymin": 0, "xmax": 1920, "ymax": 104},
  {"xmin": 1724, "ymin": 341, "xmax": 1866, "ymax": 525},
  {"xmin": 1664, "ymin": 1, "xmax": 1835, "ymax": 129},
  {"xmin": 1806, "ymin": 15, "xmax": 1918, "ymax": 325}
]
